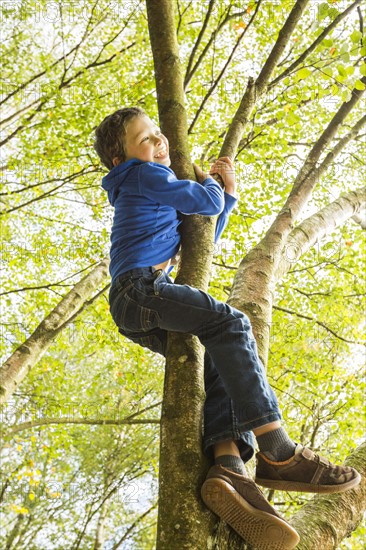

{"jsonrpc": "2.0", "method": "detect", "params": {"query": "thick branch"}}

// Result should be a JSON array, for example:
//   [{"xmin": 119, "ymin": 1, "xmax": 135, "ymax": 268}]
[
  {"xmin": 229, "ymin": 168, "xmax": 364, "ymax": 366},
  {"xmin": 146, "ymin": 0, "xmax": 191, "ymax": 179},
  {"xmin": 317, "ymin": 114, "xmax": 366, "ymax": 176},
  {"xmin": 291, "ymin": 442, "xmax": 366, "ymax": 549},
  {"xmin": 6, "ymin": 401, "xmax": 162, "ymax": 435},
  {"xmin": 146, "ymin": 2, "xmax": 217, "ymax": 548},
  {"xmin": 256, "ymin": 92, "xmax": 366, "ymax": 285},
  {"xmin": 0, "ymin": 258, "xmax": 109, "ymax": 404},
  {"xmin": 277, "ymin": 186, "xmax": 366, "ymax": 280},
  {"xmin": 283, "ymin": 78, "xmax": 366, "ymax": 218},
  {"xmin": 221, "ymin": 0, "xmax": 310, "ymax": 158}
]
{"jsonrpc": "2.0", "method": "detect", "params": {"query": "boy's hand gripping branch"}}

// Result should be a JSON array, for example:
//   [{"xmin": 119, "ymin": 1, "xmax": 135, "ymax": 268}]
[{"xmin": 209, "ymin": 156, "xmax": 237, "ymax": 198}]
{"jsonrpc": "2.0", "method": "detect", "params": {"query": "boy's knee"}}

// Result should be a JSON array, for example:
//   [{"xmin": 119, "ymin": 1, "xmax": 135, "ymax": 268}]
[{"xmin": 231, "ymin": 308, "xmax": 250, "ymax": 326}]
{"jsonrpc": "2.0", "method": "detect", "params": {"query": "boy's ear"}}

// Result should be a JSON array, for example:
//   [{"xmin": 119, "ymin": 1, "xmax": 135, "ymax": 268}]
[{"xmin": 112, "ymin": 157, "xmax": 121, "ymax": 167}]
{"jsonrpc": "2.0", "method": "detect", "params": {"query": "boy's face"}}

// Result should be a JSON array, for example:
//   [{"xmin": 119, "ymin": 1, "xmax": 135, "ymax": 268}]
[{"xmin": 122, "ymin": 115, "xmax": 170, "ymax": 167}]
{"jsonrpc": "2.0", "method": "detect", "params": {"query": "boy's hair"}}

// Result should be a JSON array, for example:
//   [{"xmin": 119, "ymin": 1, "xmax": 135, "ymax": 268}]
[{"xmin": 94, "ymin": 106, "xmax": 146, "ymax": 170}]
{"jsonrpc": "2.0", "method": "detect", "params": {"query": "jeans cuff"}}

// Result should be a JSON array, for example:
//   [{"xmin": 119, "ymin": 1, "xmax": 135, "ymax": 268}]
[
  {"xmin": 237, "ymin": 411, "xmax": 282, "ymax": 433},
  {"xmin": 202, "ymin": 429, "xmax": 255, "ymax": 463}
]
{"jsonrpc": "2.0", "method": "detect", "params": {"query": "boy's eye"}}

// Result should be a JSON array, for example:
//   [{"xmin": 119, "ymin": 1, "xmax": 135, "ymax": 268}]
[{"xmin": 141, "ymin": 137, "xmax": 149, "ymax": 143}]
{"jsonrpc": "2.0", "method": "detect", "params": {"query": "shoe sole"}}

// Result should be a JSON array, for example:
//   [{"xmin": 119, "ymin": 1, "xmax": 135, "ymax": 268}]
[
  {"xmin": 201, "ymin": 478, "xmax": 300, "ymax": 550},
  {"xmin": 255, "ymin": 471, "xmax": 361, "ymax": 494}
]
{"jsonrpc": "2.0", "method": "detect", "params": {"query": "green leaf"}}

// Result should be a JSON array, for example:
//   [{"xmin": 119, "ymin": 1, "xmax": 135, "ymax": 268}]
[
  {"xmin": 321, "ymin": 67, "xmax": 333, "ymax": 79},
  {"xmin": 287, "ymin": 111, "xmax": 300, "ymax": 125},
  {"xmin": 297, "ymin": 67, "xmax": 312, "ymax": 80},
  {"xmin": 330, "ymin": 83, "xmax": 339, "ymax": 96},
  {"xmin": 360, "ymin": 63, "xmax": 366, "ymax": 77},
  {"xmin": 337, "ymin": 65, "xmax": 347, "ymax": 77},
  {"xmin": 327, "ymin": 8, "xmax": 339, "ymax": 20},
  {"xmin": 350, "ymin": 30, "xmax": 362, "ymax": 44},
  {"xmin": 318, "ymin": 2, "xmax": 329, "ymax": 20},
  {"xmin": 323, "ymin": 38, "xmax": 333, "ymax": 48},
  {"xmin": 354, "ymin": 80, "xmax": 366, "ymax": 91}
]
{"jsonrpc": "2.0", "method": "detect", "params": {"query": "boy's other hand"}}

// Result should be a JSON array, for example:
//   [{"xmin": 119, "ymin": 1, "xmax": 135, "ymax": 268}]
[
  {"xmin": 209, "ymin": 157, "xmax": 237, "ymax": 198},
  {"xmin": 193, "ymin": 162, "xmax": 210, "ymax": 184}
]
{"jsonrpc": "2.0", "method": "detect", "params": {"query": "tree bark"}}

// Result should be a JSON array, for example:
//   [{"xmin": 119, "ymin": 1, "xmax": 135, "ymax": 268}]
[
  {"xmin": 93, "ymin": 500, "xmax": 108, "ymax": 550},
  {"xmin": 278, "ymin": 187, "xmax": 366, "ymax": 280},
  {"xmin": 291, "ymin": 442, "xmax": 366, "ymax": 549},
  {"xmin": 0, "ymin": 258, "xmax": 109, "ymax": 403},
  {"xmin": 146, "ymin": 1, "xmax": 217, "ymax": 547}
]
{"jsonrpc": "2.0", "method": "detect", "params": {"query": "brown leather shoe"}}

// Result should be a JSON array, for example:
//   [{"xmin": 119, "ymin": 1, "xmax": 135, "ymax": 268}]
[
  {"xmin": 255, "ymin": 444, "xmax": 361, "ymax": 493},
  {"xmin": 201, "ymin": 465, "xmax": 300, "ymax": 550}
]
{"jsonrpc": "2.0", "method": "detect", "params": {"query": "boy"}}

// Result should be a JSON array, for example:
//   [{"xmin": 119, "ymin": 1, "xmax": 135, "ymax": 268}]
[{"xmin": 94, "ymin": 107, "xmax": 360, "ymax": 550}]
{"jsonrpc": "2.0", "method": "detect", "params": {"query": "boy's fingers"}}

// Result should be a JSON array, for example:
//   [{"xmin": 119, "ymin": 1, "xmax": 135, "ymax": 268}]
[
  {"xmin": 211, "ymin": 158, "xmax": 233, "ymax": 166},
  {"xmin": 217, "ymin": 156, "xmax": 233, "ymax": 166},
  {"xmin": 210, "ymin": 161, "xmax": 234, "ymax": 171}
]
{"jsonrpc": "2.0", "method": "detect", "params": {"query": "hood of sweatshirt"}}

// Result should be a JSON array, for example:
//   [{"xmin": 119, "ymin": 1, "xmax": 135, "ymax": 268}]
[{"xmin": 101, "ymin": 158, "xmax": 142, "ymax": 206}]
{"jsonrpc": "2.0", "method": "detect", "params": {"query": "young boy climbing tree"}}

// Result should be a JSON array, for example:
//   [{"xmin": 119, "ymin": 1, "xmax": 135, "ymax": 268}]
[{"xmin": 94, "ymin": 106, "xmax": 361, "ymax": 550}]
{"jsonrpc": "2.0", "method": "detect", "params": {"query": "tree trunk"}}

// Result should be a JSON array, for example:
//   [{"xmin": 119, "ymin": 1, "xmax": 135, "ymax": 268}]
[
  {"xmin": 0, "ymin": 258, "xmax": 109, "ymax": 403},
  {"xmin": 146, "ymin": 1, "xmax": 216, "ymax": 546}
]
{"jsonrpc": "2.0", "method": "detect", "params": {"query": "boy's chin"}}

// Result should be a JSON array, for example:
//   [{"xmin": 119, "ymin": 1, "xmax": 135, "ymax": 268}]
[{"xmin": 156, "ymin": 157, "xmax": 171, "ymax": 167}]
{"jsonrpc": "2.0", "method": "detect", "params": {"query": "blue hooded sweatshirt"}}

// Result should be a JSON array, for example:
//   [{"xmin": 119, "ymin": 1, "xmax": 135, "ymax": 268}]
[{"xmin": 102, "ymin": 159, "xmax": 237, "ymax": 282}]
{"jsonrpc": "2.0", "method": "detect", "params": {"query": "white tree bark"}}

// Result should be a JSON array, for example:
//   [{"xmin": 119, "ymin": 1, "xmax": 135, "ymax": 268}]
[
  {"xmin": 0, "ymin": 258, "xmax": 109, "ymax": 404},
  {"xmin": 278, "ymin": 187, "xmax": 366, "ymax": 280}
]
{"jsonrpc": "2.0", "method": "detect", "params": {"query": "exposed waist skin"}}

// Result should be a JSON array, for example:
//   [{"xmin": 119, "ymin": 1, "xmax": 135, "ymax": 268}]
[{"xmin": 153, "ymin": 250, "xmax": 181, "ymax": 272}]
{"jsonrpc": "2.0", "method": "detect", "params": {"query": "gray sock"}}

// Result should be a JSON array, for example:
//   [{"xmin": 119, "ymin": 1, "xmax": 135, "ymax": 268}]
[
  {"xmin": 256, "ymin": 427, "xmax": 296, "ymax": 461},
  {"xmin": 215, "ymin": 454, "xmax": 246, "ymax": 475}
]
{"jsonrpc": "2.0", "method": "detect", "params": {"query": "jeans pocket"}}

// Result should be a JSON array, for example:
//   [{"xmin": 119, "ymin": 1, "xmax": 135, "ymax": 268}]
[{"xmin": 117, "ymin": 294, "xmax": 160, "ymax": 332}]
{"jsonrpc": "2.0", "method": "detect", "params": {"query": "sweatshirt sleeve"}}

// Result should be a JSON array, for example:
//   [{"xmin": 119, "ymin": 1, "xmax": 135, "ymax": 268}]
[
  {"xmin": 138, "ymin": 163, "xmax": 225, "ymax": 215},
  {"xmin": 214, "ymin": 192, "xmax": 237, "ymax": 243}
]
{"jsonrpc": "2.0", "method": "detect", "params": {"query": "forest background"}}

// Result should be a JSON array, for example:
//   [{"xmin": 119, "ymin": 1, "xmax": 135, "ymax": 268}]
[{"xmin": 0, "ymin": 0, "xmax": 365, "ymax": 549}]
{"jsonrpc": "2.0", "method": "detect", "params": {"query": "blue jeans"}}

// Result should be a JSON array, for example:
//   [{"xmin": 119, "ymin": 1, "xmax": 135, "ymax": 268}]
[{"xmin": 108, "ymin": 267, "xmax": 281, "ymax": 462}]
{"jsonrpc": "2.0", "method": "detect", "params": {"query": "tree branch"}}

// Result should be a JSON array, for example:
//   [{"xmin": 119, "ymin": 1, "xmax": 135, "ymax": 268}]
[
  {"xmin": 258, "ymin": 84, "xmax": 366, "ymax": 274},
  {"xmin": 111, "ymin": 504, "xmax": 157, "ymax": 550},
  {"xmin": 6, "ymin": 416, "xmax": 160, "ymax": 436},
  {"xmin": 0, "ymin": 258, "xmax": 109, "ymax": 404},
  {"xmin": 317, "ymin": 114, "xmax": 366, "ymax": 177},
  {"xmin": 221, "ymin": 0, "xmax": 310, "ymax": 158},
  {"xmin": 269, "ymin": 0, "xmax": 362, "ymax": 89},
  {"xmin": 183, "ymin": 4, "xmax": 250, "ymax": 89},
  {"xmin": 291, "ymin": 442, "xmax": 366, "ymax": 549},
  {"xmin": 273, "ymin": 305, "xmax": 363, "ymax": 345},
  {"xmin": 277, "ymin": 186, "xmax": 366, "ymax": 280},
  {"xmin": 184, "ymin": 0, "xmax": 215, "ymax": 87},
  {"xmin": 188, "ymin": 11, "xmax": 253, "ymax": 134}
]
